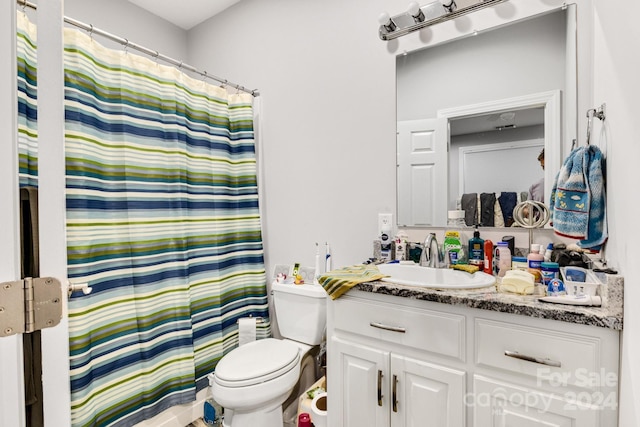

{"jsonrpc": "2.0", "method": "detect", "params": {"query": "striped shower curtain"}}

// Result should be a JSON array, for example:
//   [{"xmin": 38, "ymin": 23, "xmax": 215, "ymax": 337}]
[
  {"xmin": 64, "ymin": 28, "xmax": 270, "ymax": 426},
  {"xmin": 17, "ymin": 11, "xmax": 38, "ymax": 187}
]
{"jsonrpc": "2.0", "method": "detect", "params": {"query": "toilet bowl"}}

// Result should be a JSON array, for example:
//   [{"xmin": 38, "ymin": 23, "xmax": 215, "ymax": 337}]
[{"xmin": 211, "ymin": 282, "xmax": 327, "ymax": 427}]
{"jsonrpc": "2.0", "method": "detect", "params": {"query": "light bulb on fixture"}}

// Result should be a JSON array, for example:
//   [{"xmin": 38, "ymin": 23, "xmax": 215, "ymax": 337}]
[
  {"xmin": 378, "ymin": 11, "xmax": 397, "ymax": 32},
  {"xmin": 408, "ymin": 1, "xmax": 425, "ymax": 23},
  {"xmin": 439, "ymin": 0, "xmax": 457, "ymax": 13}
]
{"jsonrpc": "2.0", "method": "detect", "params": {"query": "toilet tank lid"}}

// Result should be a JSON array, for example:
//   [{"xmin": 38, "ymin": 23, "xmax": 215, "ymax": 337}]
[{"xmin": 272, "ymin": 282, "xmax": 327, "ymax": 298}]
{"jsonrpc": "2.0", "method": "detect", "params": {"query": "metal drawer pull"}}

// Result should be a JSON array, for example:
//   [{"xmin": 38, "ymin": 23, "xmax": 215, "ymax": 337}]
[
  {"xmin": 370, "ymin": 322, "xmax": 406, "ymax": 333},
  {"xmin": 504, "ymin": 350, "xmax": 562, "ymax": 368},
  {"xmin": 392, "ymin": 374, "xmax": 398, "ymax": 413},
  {"xmin": 377, "ymin": 370, "xmax": 383, "ymax": 406}
]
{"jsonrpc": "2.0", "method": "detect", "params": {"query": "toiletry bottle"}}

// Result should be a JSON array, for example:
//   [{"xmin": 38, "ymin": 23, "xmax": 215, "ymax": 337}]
[
  {"xmin": 445, "ymin": 210, "xmax": 467, "ymax": 265},
  {"xmin": 502, "ymin": 235, "xmax": 515, "ymax": 257},
  {"xmin": 468, "ymin": 226, "xmax": 484, "ymax": 266},
  {"xmin": 443, "ymin": 230, "xmax": 464, "ymax": 265},
  {"xmin": 495, "ymin": 241, "xmax": 511, "ymax": 277},
  {"xmin": 298, "ymin": 413, "xmax": 312, "ymax": 427},
  {"xmin": 394, "ymin": 231, "xmax": 408, "ymax": 261},
  {"xmin": 380, "ymin": 224, "xmax": 392, "ymax": 262},
  {"xmin": 483, "ymin": 239, "xmax": 493, "ymax": 275},
  {"xmin": 544, "ymin": 243, "xmax": 554, "ymax": 262},
  {"xmin": 527, "ymin": 244, "xmax": 544, "ymax": 275}
]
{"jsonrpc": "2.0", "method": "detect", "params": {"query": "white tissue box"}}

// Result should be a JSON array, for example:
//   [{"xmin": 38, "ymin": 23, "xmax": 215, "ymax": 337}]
[{"xmin": 561, "ymin": 266, "xmax": 601, "ymax": 296}]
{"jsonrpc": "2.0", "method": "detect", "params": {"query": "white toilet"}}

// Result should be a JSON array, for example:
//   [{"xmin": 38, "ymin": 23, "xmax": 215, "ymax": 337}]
[{"xmin": 211, "ymin": 281, "xmax": 327, "ymax": 427}]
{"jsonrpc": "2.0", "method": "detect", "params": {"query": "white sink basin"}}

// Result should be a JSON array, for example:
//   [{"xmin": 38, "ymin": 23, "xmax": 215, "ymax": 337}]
[{"xmin": 377, "ymin": 263, "xmax": 496, "ymax": 289}]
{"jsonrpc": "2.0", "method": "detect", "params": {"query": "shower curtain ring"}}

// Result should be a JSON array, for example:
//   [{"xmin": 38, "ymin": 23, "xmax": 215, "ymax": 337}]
[
  {"xmin": 89, "ymin": 24, "xmax": 94, "ymax": 40},
  {"xmin": 123, "ymin": 39, "xmax": 129, "ymax": 53},
  {"xmin": 202, "ymin": 71, "xmax": 208, "ymax": 81}
]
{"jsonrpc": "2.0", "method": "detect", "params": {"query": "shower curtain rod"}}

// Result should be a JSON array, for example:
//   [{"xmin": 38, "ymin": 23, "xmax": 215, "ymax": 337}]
[{"xmin": 17, "ymin": 0, "xmax": 259, "ymax": 96}]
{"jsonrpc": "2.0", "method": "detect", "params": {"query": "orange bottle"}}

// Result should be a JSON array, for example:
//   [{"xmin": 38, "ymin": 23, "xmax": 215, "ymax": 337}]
[{"xmin": 483, "ymin": 240, "xmax": 493, "ymax": 275}]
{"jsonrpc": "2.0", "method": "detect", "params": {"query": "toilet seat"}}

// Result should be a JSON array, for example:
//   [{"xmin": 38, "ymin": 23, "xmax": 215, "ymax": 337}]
[{"xmin": 214, "ymin": 338, "xmax": 300, "ymax": 388}]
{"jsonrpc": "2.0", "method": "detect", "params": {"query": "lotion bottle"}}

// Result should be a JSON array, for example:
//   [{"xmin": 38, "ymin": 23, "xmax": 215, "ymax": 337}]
[
  {"xmin": 527, "ymin": 244, "xmax": 544, "ymax": 270},
  {"xmin": 496, "ymin": 241, "xmax": 511, "ymax": 277}
]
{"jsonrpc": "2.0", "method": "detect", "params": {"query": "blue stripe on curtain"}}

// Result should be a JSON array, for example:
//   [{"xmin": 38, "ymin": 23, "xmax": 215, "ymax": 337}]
[
  {"xmin": 17, "ymin": 12, "xmax": 38, "ymax": 188},
  {"xmin": 64, "ymin": 28, "xmax": 270, "ymax": 426}
]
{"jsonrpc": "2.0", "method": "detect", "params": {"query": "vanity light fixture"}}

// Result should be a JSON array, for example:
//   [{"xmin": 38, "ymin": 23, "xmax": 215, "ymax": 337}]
[
  {"xmin": 439, "ymin": 0, "xmax": 457, "ymax": 13},
  {"xmin": 379, "ymin": 0, "xmax": 507, "ymax": 41},
  {"xmin": 378, "ymin": 11, "xmax": 398, "ymax": 32},
  {"xmin": 408, "ymin": 1, "xmax": 426, "ymax": 23}
]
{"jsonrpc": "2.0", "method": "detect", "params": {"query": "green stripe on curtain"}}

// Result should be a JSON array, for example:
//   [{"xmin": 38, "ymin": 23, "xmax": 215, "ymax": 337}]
[
  {"xmin": 17, "ymin": 11, "xmax": 38, "ymax": 187},
  {"xmin": 64, "ymin": 28, "xmax": 270, "ymax": 426}
]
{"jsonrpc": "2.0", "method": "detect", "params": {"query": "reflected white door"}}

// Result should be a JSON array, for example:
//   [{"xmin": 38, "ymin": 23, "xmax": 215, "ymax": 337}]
[{"xmin": 397, "ymin": 118, "xmax": 448, "ymax": 226}]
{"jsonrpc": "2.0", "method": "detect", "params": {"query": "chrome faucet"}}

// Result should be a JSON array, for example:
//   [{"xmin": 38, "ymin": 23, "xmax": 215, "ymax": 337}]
[{"xmin": 420, "ymin": 233, "xmax": 442, "ymax": 267}]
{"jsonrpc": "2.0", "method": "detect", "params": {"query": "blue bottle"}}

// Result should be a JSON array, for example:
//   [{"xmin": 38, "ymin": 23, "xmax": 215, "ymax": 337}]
[{"xmin": 468, "ymin": 227, "xmax": 484, "ymax": 264}]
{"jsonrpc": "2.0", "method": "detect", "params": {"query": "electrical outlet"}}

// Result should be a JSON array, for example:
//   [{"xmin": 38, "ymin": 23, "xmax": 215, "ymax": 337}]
[{"xmin": 378, "ymin": 213, "xmax": 393, "ymax": 234}]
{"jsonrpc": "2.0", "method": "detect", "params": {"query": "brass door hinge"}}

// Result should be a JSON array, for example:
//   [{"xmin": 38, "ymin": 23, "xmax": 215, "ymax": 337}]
[{"xmin": 0, "ymin": 277, "xmax": 62, "ymax": 337}]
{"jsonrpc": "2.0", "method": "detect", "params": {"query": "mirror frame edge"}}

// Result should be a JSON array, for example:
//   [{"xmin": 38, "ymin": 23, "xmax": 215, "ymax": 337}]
[{"xmin": 392, "ymin": 0, "xmax": 582, "ymax": 229}]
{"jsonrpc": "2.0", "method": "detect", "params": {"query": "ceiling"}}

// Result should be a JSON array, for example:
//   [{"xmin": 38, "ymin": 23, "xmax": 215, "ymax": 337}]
[
  {"xmin": 127, "ymin": 0, "xmax": 242, "ymax": 30},
  {"xmin": 450, "ymin": 107, "xmax": 545, "ymax": 136}
]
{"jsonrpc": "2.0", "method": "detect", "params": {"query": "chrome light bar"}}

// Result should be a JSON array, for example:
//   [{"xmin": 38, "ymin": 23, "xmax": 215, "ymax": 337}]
[{"xmin": 379, "ymin": 0, "xmax": 508, "ymax": 41}]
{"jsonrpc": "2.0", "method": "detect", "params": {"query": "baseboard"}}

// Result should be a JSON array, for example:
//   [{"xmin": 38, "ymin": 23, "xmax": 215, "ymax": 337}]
[{"xmin": 133, "ymin": 388, "xmax": 208, "ymax": 427}]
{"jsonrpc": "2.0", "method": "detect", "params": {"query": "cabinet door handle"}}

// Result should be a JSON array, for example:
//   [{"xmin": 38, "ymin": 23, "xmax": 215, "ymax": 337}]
[
  {"xmin": 392, "ymin": 374, "xmax": 398, "ymax": 413},
  {"xmin": 377, "ymin": 370, "xmax": 383, "ymax": 406},
  {"xmin": 504, "ymin": 350, "xmax": 562, "ymax": 368},
  {"xmin": 370, "ymin": 322, "xmax": 406, "ymax": 333}
]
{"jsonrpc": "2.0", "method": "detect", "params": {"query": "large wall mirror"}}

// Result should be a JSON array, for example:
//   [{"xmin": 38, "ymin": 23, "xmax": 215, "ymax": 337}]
[{"xmin": 396, "ymin": 5, "xmax": 577, "ymax": 227}]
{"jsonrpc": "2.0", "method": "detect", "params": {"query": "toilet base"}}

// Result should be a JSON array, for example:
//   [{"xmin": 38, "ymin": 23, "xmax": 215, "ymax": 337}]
[
  {"xmin": 222, "ymin": 404, "xmax": 282, "ymax": 427},
  {"xmin": 282, "ymin": 345, "xmax": 321, "ymax": 426}
]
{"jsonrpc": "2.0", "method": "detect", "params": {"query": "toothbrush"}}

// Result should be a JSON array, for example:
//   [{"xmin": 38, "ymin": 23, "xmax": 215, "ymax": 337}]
[
  {"xmin": 325, "ymin": 242, "xmax": 332, "ymax": 272},
  {"xmin": 314, "ymin": 242, "xmax": 321, "ymax": 283}
]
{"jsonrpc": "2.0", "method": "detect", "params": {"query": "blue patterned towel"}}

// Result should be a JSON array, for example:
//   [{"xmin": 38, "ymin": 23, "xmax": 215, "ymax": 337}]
[{"xmin": 551, "ymin": 146, "xmax": 607, "ymax": 250}]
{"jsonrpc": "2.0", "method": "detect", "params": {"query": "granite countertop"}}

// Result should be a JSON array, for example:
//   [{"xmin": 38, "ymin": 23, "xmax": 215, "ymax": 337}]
[{"xmin": 354, "ymin": 274, "xmax": 624, "ymax": 330}]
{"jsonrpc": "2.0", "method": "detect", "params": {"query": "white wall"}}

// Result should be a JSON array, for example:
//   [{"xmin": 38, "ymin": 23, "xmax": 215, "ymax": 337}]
[
  {"xmin": 187, "ymin": 1, "xmax": 639, "ymax": 426},
  {"xmin": 592, "ymin": 1, "xmax": 640, "ymax": 425},
  {"xmin": 396, "ymin": 10, "xmax": 566, "ymax": 120},
  {"xmin": 188, "ymin": 0, "xmax": 398, "ymax": 274},
  {"xmin": 64, "ymin": 0, "xmax": 187, "ymax": 58}
]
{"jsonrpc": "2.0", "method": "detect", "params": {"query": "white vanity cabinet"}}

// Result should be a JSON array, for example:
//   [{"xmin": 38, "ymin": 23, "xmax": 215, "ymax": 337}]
[
  {"xmin": 328, "ymin": 292, "xmax": 468, "ymax": 426},
  {"xmin": 327, "ymin": 290, "xmax": 620, "ymax": 427}
]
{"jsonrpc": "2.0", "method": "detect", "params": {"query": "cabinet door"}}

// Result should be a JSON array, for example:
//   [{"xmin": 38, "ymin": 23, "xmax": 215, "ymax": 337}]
[
  {"xmin": 473, "ymin": 376, "xmax": 599, "ymax": 427},
  {"xmin": 329, "ymin": 337, "xmax": 390, "ymax": 427},
  {"xmin": 390, "ymin": 354, "xmax": 466, "ymax": 427}
]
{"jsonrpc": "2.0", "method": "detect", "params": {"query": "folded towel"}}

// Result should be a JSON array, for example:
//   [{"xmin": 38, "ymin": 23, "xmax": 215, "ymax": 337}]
[
  {"xmin": 493, "ymin": 199, "xmax": 505, "ymax": 227},
  {"xmin": 461, "ymin": 193, "xmax": 478, "ymax": 226},
  {"xmin": 551, "ymin": 146, "xmax": 607, "ymax": 250},
  {"xmin": 498, "ymin": 192, "xmax": 518, "ymax": 227},
  {"xmin": 480, "ymin": 193, "xmax": 496, "ymax": 226},
  {"xmin": 318, "ymin": 264, "xmax": 387, "ymax": 300}
]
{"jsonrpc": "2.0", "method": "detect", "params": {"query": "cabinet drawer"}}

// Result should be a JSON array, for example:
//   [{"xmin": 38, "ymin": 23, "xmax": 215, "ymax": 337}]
[
  {"xmin": 475, "ymin": 318, "xmax": 601, "ymax": 389},
  {"xmin": 334, "ymin": 296, "xmax": 465, "ymax": 361}
]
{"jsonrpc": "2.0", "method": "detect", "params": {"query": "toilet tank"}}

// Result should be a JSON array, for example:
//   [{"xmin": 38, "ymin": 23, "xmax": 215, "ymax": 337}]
[{"xmin": 272, "ymin": 282, "xmax": 327, "ymax": 345}]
